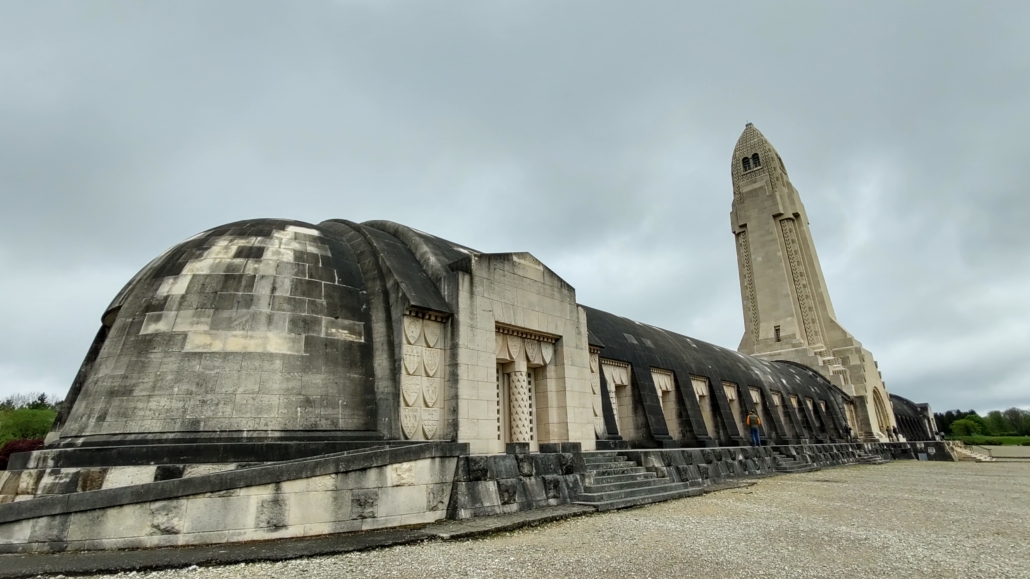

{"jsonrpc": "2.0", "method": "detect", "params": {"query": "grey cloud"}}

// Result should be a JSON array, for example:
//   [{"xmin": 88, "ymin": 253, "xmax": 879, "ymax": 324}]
[{"xmin": 1, "ymin": 1, "xmax": 1028, "ymax": 413}]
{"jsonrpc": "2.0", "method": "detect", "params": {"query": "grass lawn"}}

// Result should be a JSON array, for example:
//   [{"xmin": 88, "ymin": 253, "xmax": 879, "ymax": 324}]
[{"xmin": 948, "ymin": 435, "xmax": 1030, "ymax": 446}]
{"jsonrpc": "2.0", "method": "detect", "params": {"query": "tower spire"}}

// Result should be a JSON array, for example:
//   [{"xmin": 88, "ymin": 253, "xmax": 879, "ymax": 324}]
[{"xmin": 729, "ymin": 125, "xmax": 897, "ymax": 443}]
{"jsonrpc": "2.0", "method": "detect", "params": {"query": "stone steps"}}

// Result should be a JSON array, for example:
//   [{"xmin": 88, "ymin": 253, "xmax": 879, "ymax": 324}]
[
  {"xmin": 576, "ymin": 480, "xmax": 699, "ymax": 503},
  {"xmin": 581, "ymin": 454, "xmax": 627, "ymax": 465},
  {"xmin": 855, "ymin": 454, "xmax": 890, "ymax": 465},
  {"xmin": 950, "ymin": 445, "xmax": 995, "ymax": 462},
  {"xmin": 581, "ymin": 460, "xmax": 636, "ymax": 470},
  {"xmin": 576, "ymin": 486, "xmax": 704, "ymax": 512},
  {"xmin": 580, "ymin": 477, "xmax": 674, "ymax": 494},
  {"xmin": 587, "ymin": 471, "xmax": 659, "ymax": 486},
  {"xmin": 575, "ymin": 452, "xmax": 700, "ymax": 512},
  {"xmin": 775, "ymin": 462, "xmax": 821, "ymax": 473},
  {"xmin": 773, "ymin": 454, "xmax": 822, "ymax": 473},
  {"xmin": 585, "ymin": 465, "xmax": 651, "ymax": 477}
]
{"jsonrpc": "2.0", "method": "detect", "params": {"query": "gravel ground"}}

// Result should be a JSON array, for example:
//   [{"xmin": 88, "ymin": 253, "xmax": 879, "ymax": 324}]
[{"xmin": 47, "ymin": 461, "xmax": 1030, "ymax": 579}]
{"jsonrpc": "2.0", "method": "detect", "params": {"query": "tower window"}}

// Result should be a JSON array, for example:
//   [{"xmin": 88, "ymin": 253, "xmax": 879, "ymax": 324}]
[
  {"xmin": 751, "ymin": 153, "xmax": 761, "ymax": 168},
  {"xmin": 742, "ymin": 157, "xmax": 751, "ymax": 171},
  {"xmin": 774, "ymin": 326, "xmax": 781, "ymax": 342}
]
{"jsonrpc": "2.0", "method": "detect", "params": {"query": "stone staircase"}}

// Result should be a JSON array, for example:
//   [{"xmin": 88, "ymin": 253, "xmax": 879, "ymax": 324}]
[
  {"xmin": 949, "ymin": 443, "xmax": 995, "ymax": 462},
  {"xmin": 772, "ymin": 451, "xmax": 821, "ymax": 473},
  {"xmin": 854, "ymin": 450, "xmax": 891, "ymax": 465},
  {"xmin": 573, "ymin": 452, "xmax": 701, "ymax": 512}
]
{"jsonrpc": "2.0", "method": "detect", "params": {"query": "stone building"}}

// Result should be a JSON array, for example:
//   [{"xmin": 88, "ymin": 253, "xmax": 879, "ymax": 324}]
[
  {"xmin": 730, "ymin": 123, "xmax": 899, "ymax": 441},
  {"xmin": 0, "ymin": 125, "xmax": 942, "ymax": 553}
]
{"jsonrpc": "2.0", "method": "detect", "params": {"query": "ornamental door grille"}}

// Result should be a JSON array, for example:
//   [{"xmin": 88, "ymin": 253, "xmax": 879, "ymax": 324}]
[{"xmin": 496, "ymin": 364, "xmax": 536, "ymax": 445}]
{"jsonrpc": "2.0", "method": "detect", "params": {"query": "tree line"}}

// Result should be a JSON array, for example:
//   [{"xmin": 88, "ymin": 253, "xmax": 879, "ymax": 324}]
[
  {"xmin": 934, "ymin": 408, "xmax": 1030, "ymax": 437},
  {"xmin": 0, "ymin": 393, "xmax": 63, "ymax": 468}
]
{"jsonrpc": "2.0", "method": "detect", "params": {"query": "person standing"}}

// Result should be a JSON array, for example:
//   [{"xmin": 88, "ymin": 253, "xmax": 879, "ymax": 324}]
[{"xmin": 746, "ymin": 409, "xmax": 762, "ymax": 447}]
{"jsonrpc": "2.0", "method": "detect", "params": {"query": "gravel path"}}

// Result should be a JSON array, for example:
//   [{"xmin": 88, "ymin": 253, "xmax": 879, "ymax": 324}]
[{"xmin": 47, "ymin": 461, "xmax": 1030, "ymax": 579}]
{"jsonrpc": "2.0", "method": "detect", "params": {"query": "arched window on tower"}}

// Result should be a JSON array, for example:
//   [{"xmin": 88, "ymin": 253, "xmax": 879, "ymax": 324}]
[
  {"xmin": 741, "ymin": 157, "xmax": 751, "ymax": 171},
  {"xmin": 751, "ymin": 153, "xmax": 761, "ymax": 168}
]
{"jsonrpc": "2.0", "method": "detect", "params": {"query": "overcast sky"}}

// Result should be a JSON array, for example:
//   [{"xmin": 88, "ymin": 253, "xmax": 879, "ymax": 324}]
[{"xmin": 1, "ymin": 1, "xmax": 1027, "ymax": 413}]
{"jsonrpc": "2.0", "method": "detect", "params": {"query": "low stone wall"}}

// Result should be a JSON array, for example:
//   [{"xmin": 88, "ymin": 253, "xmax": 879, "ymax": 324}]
[
  {"xmin": 605, "ymin": 441, "xmax": 952, "ymax": 489},
  {"xmin": 0, "ymin": 444, "xmax": 465, "ymax": 554},
  {"xmin": 447, "ymin": 451, "xmax": 582, "ymax": 519},
  {"xmin": 0, "ymin": 440, "xmax": 951, "ymax": 554},
  {"xmin": 879, "ymin": 441, "xmax": 953, "ymax": 461}
]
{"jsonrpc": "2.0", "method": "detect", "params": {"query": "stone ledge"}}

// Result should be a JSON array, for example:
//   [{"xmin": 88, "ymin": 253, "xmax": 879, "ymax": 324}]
[{"xmin": 0, "ymin": 443, "xmax": 468, "ymax": 526}]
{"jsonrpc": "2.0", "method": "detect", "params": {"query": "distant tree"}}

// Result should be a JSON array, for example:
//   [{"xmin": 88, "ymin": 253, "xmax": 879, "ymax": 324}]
[
  {"xmin": 950, "ymin": 418, "xmax": 982, "ymax": 436},
  {"xmin": 962, "ymin": 412, "xmax": 988, "ymax": 433},
  {"xmin": 935, "ymin": 409, "xmax": 982, "ymax": 435},
  {"xmin": 985, "ymin": 410, "xmax": 1015, "ymax": 436},
  {"xmin": 1002, "ymin": 407, "xmax": 1030, "ymax": 436},
  {"xmin": 0, "ymin": 393, "xmax": 63, "ymax": 412},
  {"xmin": 935, "ymin": 411, "xmax": 952, "ymax": 434},
  {"xmin": 0, "ymin": 408, "xmax": 57, "ymax": 447}
]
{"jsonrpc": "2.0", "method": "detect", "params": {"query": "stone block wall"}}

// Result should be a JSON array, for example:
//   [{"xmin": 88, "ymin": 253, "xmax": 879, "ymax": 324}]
[
  {"xmin": 0, "ymin": 444, "xmax": 464, "ymax": 553},
  {"xmin": 447, "ymin": 452, "xmax": 582, "ymax": 519},
  {"xmin": 451, "ymin": 253, "xmax": 595, "ymax": 454}
]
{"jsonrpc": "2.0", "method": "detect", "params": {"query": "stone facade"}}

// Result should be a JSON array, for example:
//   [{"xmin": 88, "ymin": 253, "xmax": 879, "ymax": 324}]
[
  {"xmin": 0, "ymin": 126, "xmax": 942, "ymax": 553},
  {"xmin": 730, "ymin": 123, "xmax": 899, "ymax": 442}
]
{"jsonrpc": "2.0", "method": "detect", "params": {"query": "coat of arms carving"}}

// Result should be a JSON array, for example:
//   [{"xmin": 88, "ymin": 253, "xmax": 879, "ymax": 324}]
[
  {"xmin": 403, "ymin": 316, "xmax": 423, "ymax": 346},
  {"xmin": 423, "ymin": 347, "xmax": 441, "ymax": 377},
  {"xmin": 423, "ymin": 377, "xmax": 440, "ymax": 407},
  {"xmin": 401, "ymin": 407, "xmax": 420, "ymax": 439},
  {"xmin": 524, "ymin": 339, "xmax": 541, "ymax": 365},
  {"xmin": 422, "ymin": 408, "xmax": 440, "ymax": 439},
  {"xmin": 541, "ymin": 342, "xmax": 554, "ymax": 365},
  {"xmin": 401, "ymin": 374, "xmax": 421, "ymax": 407},
  {"xmin": 506, "ymin": 335, "xmax": 522, "ymax": 361},
  {"xmin": 423, "ymin": 320, "xmax": 441, "ymax": 348},
  {"xmin": 403, "ymin": 345, "xmax": 422, "ymax": 375}
]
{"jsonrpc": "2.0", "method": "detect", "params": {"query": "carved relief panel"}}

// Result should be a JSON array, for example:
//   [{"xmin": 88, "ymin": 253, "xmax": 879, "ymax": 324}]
[
  {"xmin": 400, "ymin": 313, "xmax": 446, "ymax": 440},
  {"xmin": 601, "ymin": 360, "xmax": 632, "ymax": 432},
  {"xmin": 780, "ymin": 218, "xmax": 823, "ymax": 347},
  {"xmin": 589, "ymin": 350, "xmax": 604, "ymax": 438},
  {"xmin": 652, "ymin": 367, "xmax": 679, "ymax": 439},
  {"xmin": 494, "ymin": 325, "xmax": 558, "ymax": 447}
]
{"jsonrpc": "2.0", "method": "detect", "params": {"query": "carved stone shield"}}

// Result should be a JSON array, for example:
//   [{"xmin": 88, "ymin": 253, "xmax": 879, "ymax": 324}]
[
  {"xmin": 594, "ymin": 415, "xmax": 605, "ymax": 438},
  {"xmin": 423, "ymin": 320, "xmax": 441, "ymax": 348},
  {"xmin": 541, "ymin": 342, "xmax": 554, "ymax": 365},
  {"xmin": 589, "ymin": 352, "xmax": 598, "ymax": 373},
  {"xmin": 617, "ymin": 367, "xmax": 629, "ymax": 386},
  {"xmin": 401, "ymin": 407, "xmax": 420, "ymax": 439},
  {"xmin": 403, "ymin": 316, "xmax": 423, "ymax": 345},
  {"xmin": 422, "ymin": 408, "xmax": 440, "ymax": 439},
  {"xmin": 506, "ymin": 335, "xmax": 522, "ymax": 361},
  {"xmin": 495, "ymin": 333, "xmax": 507, "ymax": 359},
  {"xmin": 423, "ymin": 347, "xmax": 441, "ymax": 377},
  {"xmin": 423, "ymin": 377, "xmax": 440, "ymax": 408},
  {"xmin": 401, "ymin": 375, "xmax": 421, "ymax": 407},
  {"xmin": 592, "ymin": 396, "xmax": 603, "ymax": 416},
  {"xmin": 403, "ymin": 345, "xmax": 422, "ymax": 375},
  {"xmin": 591, "ymin": 377, "xmax": 600, "ymax": 395},
  {"xmin": 524, "ymin": 339, "xmax": 541, "ymax": 365}
]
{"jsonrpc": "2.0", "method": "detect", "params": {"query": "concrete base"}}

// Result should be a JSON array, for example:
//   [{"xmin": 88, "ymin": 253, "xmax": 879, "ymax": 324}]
[{"xmin": 0, "ymin": 440, "xmax": 950, "ymax": 555}]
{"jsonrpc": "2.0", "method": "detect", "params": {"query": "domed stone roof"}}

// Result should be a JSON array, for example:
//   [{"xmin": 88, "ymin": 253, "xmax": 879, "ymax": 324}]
[{"xmin": 56, "ymin": 219, "xmax": 380, "ymax": 446}]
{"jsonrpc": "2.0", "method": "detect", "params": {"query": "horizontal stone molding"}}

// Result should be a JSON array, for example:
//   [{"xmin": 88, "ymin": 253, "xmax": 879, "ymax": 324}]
[
  {"xmin": 494, "ymin": 324, "xmax": 560, "ymax": 344},
  {"xmin": 404, "ymin": 308, "xmax": 450, "ymax": 323}
]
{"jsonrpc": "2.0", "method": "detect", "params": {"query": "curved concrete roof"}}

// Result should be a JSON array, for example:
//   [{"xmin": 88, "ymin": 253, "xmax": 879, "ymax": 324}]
[{"xmin": 57, "ymin": 218, "xmax": 381, "ymax": 447}]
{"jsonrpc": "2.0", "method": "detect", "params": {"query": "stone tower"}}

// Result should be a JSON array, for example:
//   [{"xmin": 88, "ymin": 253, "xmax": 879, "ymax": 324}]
[{"xmin": 729, "ymin": 123, "xmax": 897, "ymax": 442}]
